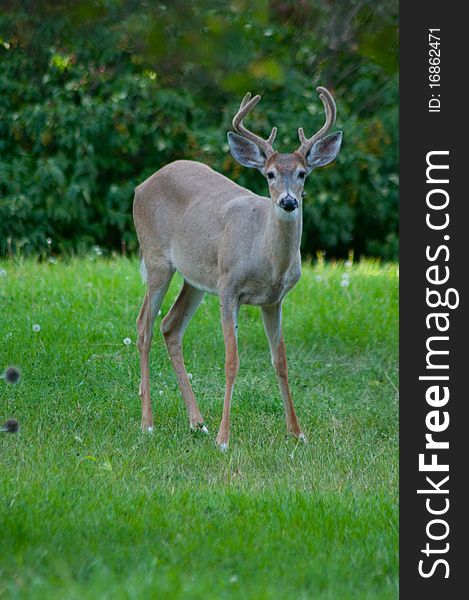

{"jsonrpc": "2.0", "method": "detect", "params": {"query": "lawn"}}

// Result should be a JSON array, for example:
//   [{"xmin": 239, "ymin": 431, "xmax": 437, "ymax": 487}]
[{"xmin": 0, "ymin": 257, "xmax": 398, "ymax": 599}]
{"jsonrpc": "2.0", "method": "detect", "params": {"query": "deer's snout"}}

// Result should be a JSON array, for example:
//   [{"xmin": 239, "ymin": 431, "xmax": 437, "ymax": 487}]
[{"xmin": 278, "ymin": 195, "xmax": 299, "ymax": 212}]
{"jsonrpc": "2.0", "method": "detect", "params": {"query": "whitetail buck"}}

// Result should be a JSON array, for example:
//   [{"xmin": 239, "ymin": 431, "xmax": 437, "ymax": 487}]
[{"xmin": 133, "ymin": 86, "xmax": 342, "ymax": 449}]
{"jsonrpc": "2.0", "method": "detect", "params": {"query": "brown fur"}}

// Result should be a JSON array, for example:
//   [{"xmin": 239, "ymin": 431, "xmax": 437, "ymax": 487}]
[
  {"xmin": 133, "ymin": 86, "xmax": 340, "ymax": 448},
  {"xmin": 133, "ymin": 159, "xmax": 304, "ymax": 446}
]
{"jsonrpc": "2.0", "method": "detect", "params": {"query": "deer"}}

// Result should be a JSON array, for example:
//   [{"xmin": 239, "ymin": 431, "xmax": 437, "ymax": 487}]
[{"xmin": 133, "ymin": 85, "xmax": 342, "ymax": 450}]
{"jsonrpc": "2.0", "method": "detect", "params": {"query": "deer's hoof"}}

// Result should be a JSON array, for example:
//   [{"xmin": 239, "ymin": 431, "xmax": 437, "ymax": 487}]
[
  {"xmin": 216, "ymin": 432, "xmax": 229, "ymax": 451},
  {"xmin": 191, "ymin": 422, "xmax": 209, "ymax": 434}
]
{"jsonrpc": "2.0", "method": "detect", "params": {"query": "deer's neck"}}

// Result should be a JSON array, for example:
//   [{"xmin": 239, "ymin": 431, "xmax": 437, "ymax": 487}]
[{"xmin": 263, "ymin": 202, "xmax": 302, "ymax": 276}]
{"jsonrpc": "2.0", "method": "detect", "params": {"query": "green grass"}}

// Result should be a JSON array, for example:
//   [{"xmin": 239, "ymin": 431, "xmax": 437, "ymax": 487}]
[{"xmin": 0, "ymin": 257, "xmax": 398, "ymax": 599}]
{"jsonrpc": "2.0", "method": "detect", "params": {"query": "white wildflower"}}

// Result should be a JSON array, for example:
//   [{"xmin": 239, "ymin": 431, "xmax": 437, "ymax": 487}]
[
  {"xmin": 32, "ymin": 324, "xmax": 41, "ymax": 332},
  {"xmin": 341, "ymin": 272, "xmax": 350, "ymax": 284}
]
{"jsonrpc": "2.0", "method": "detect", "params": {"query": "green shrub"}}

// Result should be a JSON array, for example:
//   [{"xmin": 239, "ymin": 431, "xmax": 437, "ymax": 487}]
[{"xmin": 0, "ymin": 0, "xmax": 398, "ymax": 259}]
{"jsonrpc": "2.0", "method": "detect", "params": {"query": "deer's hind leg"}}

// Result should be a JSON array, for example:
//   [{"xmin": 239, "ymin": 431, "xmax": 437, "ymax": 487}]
[
  {"xmin": 137, "ymin": 264, "xmax": 173, "ymax": 432},
  {"xmin": 161, "ymin": 282, "xmax": 206, "ymax": 432}
]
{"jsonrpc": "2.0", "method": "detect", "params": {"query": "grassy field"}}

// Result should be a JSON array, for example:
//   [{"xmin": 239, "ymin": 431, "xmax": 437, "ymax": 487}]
[{"xmin": 0, "ymin": 257, "xmax": 398, "ymax": 599}]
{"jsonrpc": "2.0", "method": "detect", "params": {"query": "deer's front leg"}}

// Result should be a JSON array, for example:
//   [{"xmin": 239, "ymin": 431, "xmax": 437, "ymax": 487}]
[
  {"xmin": 261, "ymin": 303, "xmax": 305, "ymax": 440},
  {"xmin": 216, "ymin": 296, "xmax": 240, "ymax": 451}
]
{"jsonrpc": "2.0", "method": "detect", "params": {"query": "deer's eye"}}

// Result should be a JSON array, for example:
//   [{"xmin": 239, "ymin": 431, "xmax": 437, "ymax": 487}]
[
  {"xmin": 298, "ymin": 171, "xmax": 306, "ymax": 180},
  {"xmin": 267, "ymin": 171, "xmax": 275, "ymax": 180}
]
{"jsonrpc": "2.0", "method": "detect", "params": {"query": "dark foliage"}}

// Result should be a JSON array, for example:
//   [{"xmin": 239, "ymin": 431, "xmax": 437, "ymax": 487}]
[{"xmin": 0, "ymin": 0, "xmax": 398, "ymax": 259}]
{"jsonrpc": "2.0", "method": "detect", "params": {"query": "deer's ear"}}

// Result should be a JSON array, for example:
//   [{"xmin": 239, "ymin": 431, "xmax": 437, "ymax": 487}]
[
  {"xmin": 306, "ymin": 131, "xmax": 343, "ymax": 170},
  {"xmin": 227, "ymin": 132, "xmax": 266, "ymax": 169}
]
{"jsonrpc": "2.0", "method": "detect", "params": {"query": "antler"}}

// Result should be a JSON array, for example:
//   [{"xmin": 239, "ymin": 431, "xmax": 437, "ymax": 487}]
[
  {"xmin": 232, "ymin": 92, "xmax": 277, "ymax": 157},
  {"xmin": 297, "ymin": 86, "xmax": 337, "ymax": 156}
]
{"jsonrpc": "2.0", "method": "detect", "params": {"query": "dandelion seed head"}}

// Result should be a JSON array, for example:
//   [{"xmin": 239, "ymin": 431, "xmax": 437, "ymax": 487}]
[
  {"xmin": 32, "ymin": 324, "xmax": 41, "ymax": 332},
  {"xmin": 315, "ymin": 275, "xmax": 323, "ymax": 282},
  {"xmin": 188, "ymin": 373, "xmax": 193, "ymax": 380},
  {"xmin": 3, "ymin": 366, "xmax": 21, "ymax": 384},
  {"xmin": 1, "ymin": 419, "xmax": 19, "ymax": 434},
  {"xmin": 123, "ymin": 337, "xmax": 131, "ymax": 346},
  {"xmin": 340, "ymin": 279, "xmax": 350, "ymax": 287},
  {"xmin": 0, "ymin": 268, "xmax": 6, "ymax": 277},
  {"xmin": 46, "ymin": 238, "xmax": 52, "ymax": 245}
]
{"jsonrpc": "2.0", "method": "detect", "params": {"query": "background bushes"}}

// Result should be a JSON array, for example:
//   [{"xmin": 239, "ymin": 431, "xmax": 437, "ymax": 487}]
[{"xmin": 0, "ymin": 0, "xmax": 398, "ymax": 259}]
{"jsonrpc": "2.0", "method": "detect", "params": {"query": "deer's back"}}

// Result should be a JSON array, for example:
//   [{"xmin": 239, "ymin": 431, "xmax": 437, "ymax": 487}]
[
  {"xmin": 133, "ymin": 160, "xmax": 268, "ymax": 293},
  {"xmin": 135, "ymin": 160, "xmax": 250, "ymax": 210}
]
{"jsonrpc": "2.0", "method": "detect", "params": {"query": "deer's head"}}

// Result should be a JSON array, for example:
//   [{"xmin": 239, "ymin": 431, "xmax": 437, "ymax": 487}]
[{"xmin": 227, "ymin": 87, "xmax": 342, "ymax": 215}]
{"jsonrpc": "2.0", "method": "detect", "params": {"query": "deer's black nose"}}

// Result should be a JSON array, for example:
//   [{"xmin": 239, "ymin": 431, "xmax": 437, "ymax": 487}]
[{"xmin": 279, "ymin": 195, "xmax": 298, "ymax": 212}]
